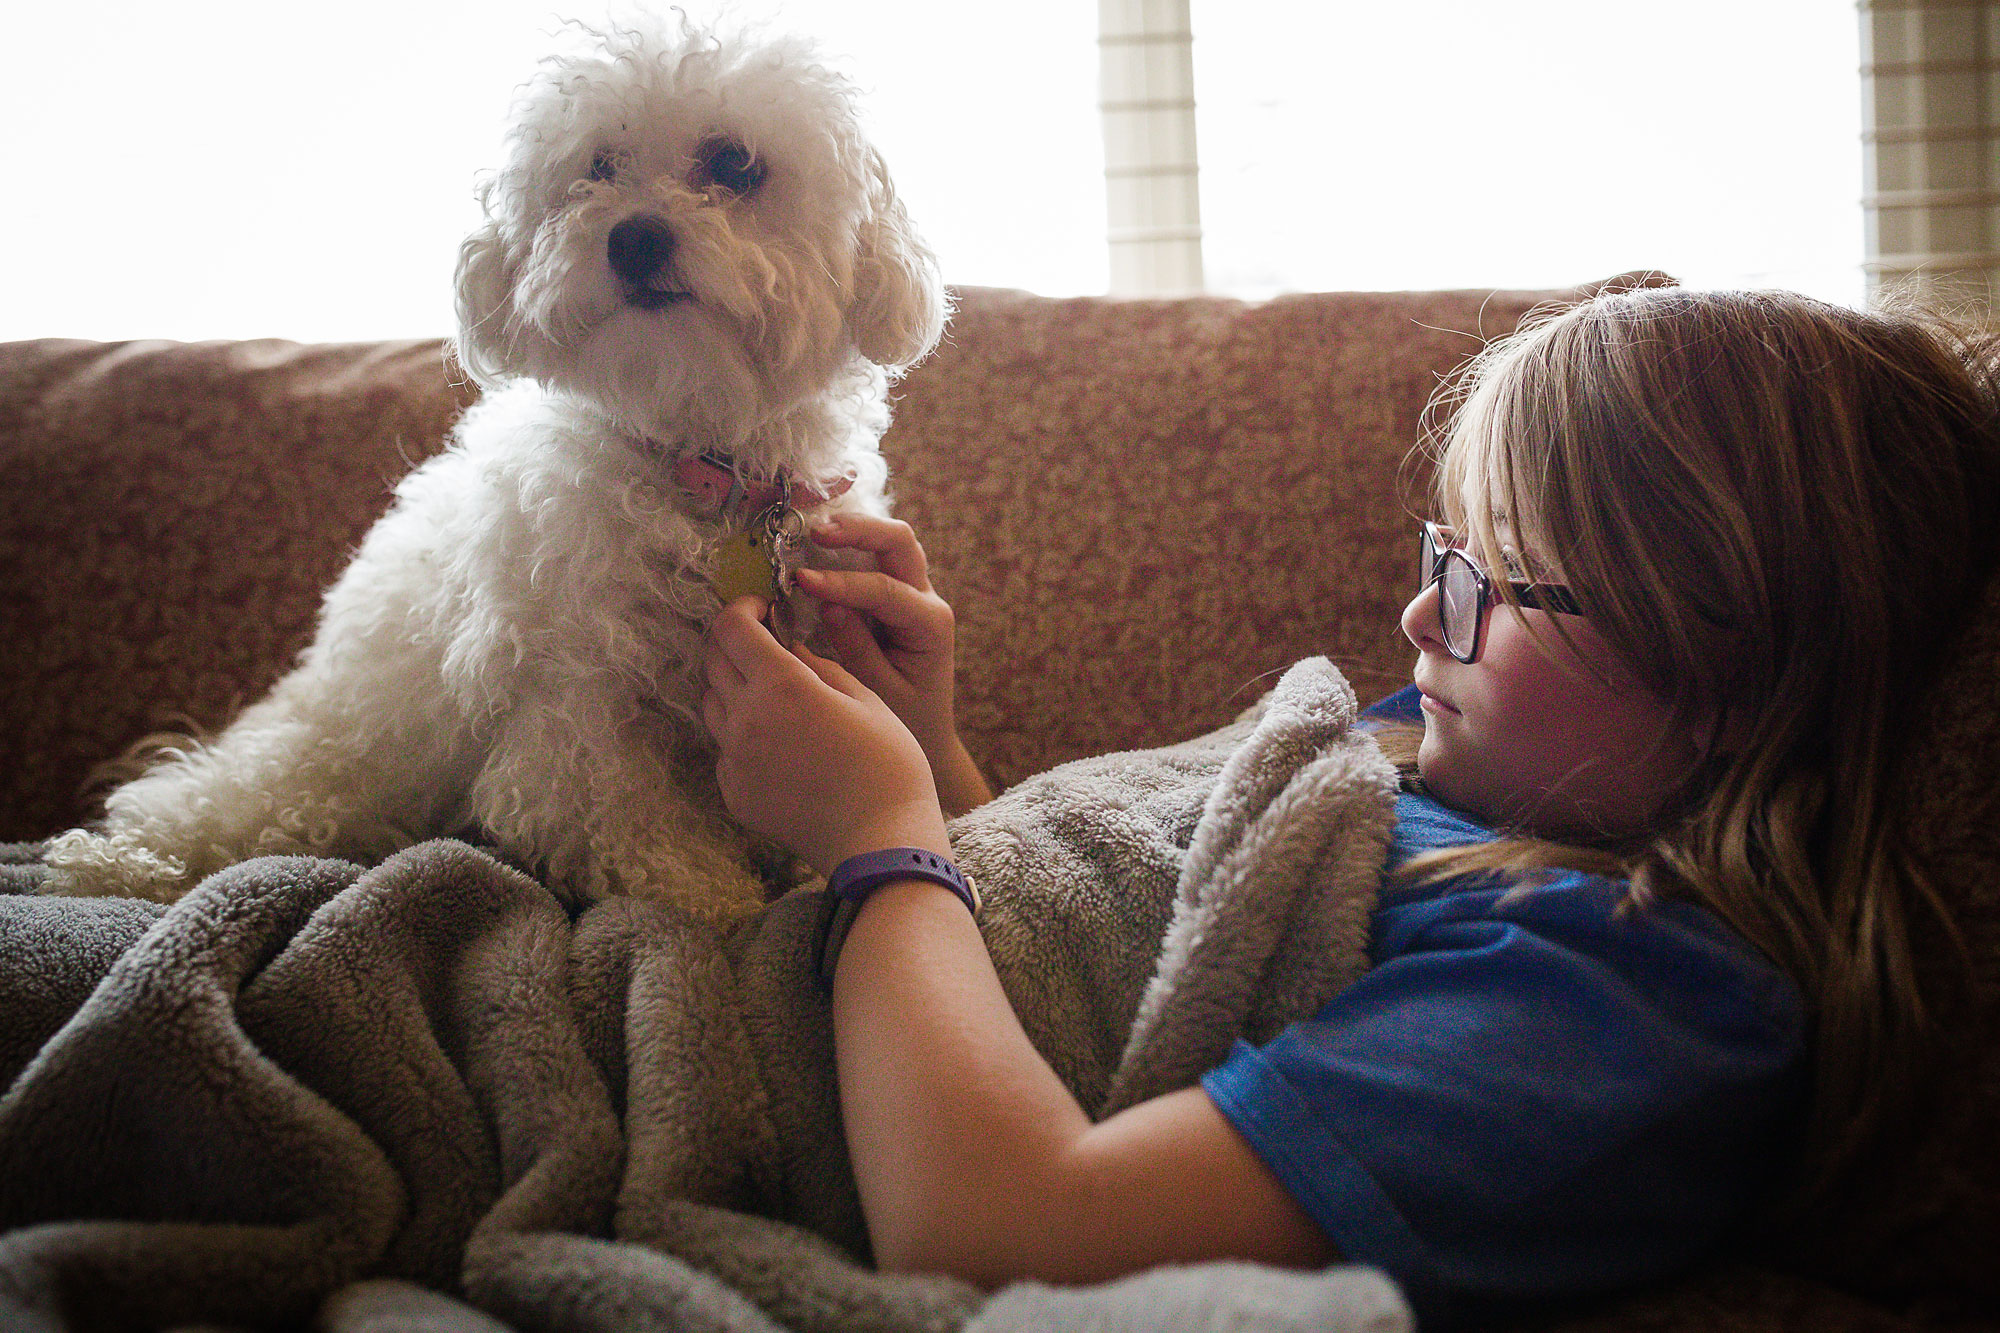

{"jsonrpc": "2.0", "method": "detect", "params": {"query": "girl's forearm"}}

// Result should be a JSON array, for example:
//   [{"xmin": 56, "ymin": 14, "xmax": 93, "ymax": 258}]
[
  {"xmin": 831, "ymin": 881, "xmax": 1095, "ymax": 1286},
  {"xmin": 831, "ymin": 880, "xmax": 1341, "ymax": 1286}
]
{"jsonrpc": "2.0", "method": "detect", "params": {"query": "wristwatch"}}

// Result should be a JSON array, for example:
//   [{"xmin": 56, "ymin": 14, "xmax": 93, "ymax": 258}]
[{"xmin": 815, "ymin": 846, "xmax": 980, "ymax": 987}]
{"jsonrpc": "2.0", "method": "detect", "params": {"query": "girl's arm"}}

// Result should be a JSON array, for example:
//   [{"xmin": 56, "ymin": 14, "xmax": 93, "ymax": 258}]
[
  {"xmin": 701, "ymin": 600, "xmax": 1337, "ymax": 1288},
  {"xmin": 832, "ymin": 878, "xmax": 1339, "ymax": 1285}
]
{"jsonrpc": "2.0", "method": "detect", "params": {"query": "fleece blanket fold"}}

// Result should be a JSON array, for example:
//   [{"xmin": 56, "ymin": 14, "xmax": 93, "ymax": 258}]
[{"xmin": 0, "ymin": 656, "xmax": 1410, "ymax": 1333}]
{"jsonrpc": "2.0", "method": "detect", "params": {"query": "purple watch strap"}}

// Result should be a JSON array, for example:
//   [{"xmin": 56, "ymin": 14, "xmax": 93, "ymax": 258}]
[
  {"xmin": 816, "ymin": 846, "xmax": 979, "ymax": 987},
  {"xmin": 828, "ymin": 847, "xmax": 978, "ymax": 912}
]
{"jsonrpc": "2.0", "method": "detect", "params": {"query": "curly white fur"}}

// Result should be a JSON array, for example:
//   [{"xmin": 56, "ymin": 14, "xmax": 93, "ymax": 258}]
[{"xmin": 43, "ymin": 15, "xmax": 947, "ymax": 917}]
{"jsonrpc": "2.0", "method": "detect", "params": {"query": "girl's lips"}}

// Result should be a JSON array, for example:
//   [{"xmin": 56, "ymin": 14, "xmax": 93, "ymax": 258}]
[{"xmin": 1418, "ymin": 689, "xmax": 1460, "ymax": 717}]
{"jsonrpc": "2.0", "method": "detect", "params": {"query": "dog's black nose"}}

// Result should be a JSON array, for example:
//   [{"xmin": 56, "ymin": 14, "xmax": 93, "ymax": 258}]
[{"xmin": 607, "ymin": 215, "xmax": 676, "ymax": 285}]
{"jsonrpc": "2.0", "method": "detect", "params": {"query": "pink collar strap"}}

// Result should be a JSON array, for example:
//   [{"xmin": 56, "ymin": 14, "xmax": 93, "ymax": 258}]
[{"xmin": 670, "ymin": 449, "xmax": 854, "ymax": 518}]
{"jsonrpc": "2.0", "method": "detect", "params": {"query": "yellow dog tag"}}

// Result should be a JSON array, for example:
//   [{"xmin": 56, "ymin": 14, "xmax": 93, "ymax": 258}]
[{"xmin": 712, "ymin": 526, "xmax": 781, "ymax": 603}]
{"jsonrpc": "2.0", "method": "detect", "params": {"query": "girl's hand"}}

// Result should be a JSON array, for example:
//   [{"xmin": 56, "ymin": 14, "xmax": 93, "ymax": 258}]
[
  {"xmin": 702, "ymin": 596, "xmax": 950, "ymax": 876},
  {"xmin": 801, "ymin": 515, "xmax": 994, "ymax": 816}
]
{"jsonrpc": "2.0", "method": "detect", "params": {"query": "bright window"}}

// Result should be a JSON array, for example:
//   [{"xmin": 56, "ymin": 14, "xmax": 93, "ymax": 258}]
[
  {"xmin": 0, "ymin": 1, "xmax": 1860, "ymax": 343},
  {"xmin": 1192, "ymin": 1, "xmax": 1864, "ymax": 303}
]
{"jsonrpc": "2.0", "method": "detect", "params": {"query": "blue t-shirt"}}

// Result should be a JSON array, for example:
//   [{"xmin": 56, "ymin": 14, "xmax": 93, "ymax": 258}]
[{"xmin": 1200, "ymin": 686, "xmax": 1807, "ymax": 1328}]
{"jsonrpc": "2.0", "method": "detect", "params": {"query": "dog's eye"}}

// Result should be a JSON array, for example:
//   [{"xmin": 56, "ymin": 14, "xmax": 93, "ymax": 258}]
[
  {"xmin": 692, "ymin": 138, "xmax": 765, "ymax": 196},
  {"xmin": 587, "ymin": 149, "xmax": 620, "ymax": 183}
]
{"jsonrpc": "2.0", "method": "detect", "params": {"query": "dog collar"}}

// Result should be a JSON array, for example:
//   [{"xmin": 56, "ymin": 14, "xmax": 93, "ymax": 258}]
[{"xmin": 671, "ymin": 449, "xmax": 855, "ymax": 519}]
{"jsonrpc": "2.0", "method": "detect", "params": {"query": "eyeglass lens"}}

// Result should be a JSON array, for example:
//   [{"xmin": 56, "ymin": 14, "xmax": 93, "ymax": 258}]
[
  {"xmin": 1438, "ymin": 553, "xmax": 1481, "ymax": 658},
  {"xmin": 1420, "ymin": 524, "xmax": 1483, "ymax": 661}
]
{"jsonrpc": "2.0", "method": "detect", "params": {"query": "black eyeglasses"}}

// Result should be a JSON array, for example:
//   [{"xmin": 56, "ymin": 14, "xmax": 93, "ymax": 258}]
[{"xmin": 1419, "ymin": 521, "xmax": 1583, "ymax": 663}]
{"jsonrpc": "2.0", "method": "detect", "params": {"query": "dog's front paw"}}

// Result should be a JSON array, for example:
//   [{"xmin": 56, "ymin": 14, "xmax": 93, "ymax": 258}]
[{"xmin": 39, "ymin": 829, "xmax": 199, "ymax": 903}]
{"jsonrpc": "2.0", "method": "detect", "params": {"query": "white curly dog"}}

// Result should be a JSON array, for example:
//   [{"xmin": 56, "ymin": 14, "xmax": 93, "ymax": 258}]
[{"xmin": 44, "ymin": 16, "xmax": 947, "ymax": 916}]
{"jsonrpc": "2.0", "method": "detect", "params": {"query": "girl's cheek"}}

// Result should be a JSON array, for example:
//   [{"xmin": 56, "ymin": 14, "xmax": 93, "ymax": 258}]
[
  {"xmin": 1477, "ymin": 616, "xmax": 1631, "ymax": 749},
  {"xmin": 1469, "ymin": 613, "xmax": 1559, "ymax": 703}
]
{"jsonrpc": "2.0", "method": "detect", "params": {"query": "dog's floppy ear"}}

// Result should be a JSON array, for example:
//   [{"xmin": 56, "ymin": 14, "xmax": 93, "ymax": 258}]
[
  {"xmin": 848, "ymin": 149, "xmax": 948, "ymax": 371},
  {"xmin": 453, "ymin": 219, "xmax": 516, "ymax": 386}
]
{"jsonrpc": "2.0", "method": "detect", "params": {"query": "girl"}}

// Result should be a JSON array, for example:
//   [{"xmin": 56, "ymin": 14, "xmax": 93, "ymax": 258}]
[{"xmin": 699, "ymin": 287, "xmax": 2000, "ymax": 1326}]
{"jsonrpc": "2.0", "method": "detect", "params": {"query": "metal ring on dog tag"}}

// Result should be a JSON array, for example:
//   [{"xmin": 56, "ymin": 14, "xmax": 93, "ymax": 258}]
[
  {"xmin": 768, "ymin": 506, "xmax": 806, "ymax": 596},
  {"xmin": 766, "ymin": 505, "xmax": 809, "ymax": 646}
]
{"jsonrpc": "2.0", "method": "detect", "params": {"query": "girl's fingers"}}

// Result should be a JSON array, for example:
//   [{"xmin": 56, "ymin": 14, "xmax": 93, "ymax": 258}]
[
  {"xmin": 712, "ymin": 593, "xmax": 878, "ymax": 705},
  {"xmin": 704, "ymin": 624, "xmax": 753, "ymax": 695},
  {"xmin": 810, "ymin": 514, "xmax": 930, "ymax": 590},
  {"xmin": 820, "ymin": 601, "xmax": 897, "ymax": 686},
  {"xmin": 796, "ymin": 566, "xmax": 943, "ymax": 643},
  {"xmin": 708, "ymin": 596, "xmax": 788, "ymax": 673}
]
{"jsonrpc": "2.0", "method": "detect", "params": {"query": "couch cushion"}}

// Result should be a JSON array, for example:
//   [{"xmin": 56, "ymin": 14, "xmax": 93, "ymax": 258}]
[{"xmin": 0, "ymin": 337, "xmax": 472, "ymax": 841}]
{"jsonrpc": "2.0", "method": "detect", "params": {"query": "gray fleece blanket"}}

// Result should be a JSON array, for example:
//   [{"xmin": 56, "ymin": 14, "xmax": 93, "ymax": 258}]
[{"xmin": 0, "ymin": 657, "xmax": 1410, "ymax": 1333}]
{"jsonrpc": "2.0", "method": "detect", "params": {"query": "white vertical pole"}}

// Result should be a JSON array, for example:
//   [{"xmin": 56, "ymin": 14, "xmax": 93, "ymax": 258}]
[
  {"xmin": 1099, "ymin": 0, "xmax": 1205, "ymax": 296},
  {"xmin": 1859, "ymin": 0, "xmax": 1999, "ymax": 313}
]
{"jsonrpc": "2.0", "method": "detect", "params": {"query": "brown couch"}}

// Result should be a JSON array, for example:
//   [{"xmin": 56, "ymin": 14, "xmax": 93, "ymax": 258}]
[{"xmin": 2, "ymin": 283, "xmax": 1995, "ymax": 1330}]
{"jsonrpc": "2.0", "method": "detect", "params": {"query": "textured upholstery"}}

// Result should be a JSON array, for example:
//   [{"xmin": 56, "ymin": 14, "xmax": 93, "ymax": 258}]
[{"xmin": 0, "ymin": 338, "xmax": 475, "ymax": 839}]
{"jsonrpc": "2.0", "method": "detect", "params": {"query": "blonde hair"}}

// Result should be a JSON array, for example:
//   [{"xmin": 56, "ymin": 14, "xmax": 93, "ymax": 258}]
[{"xmin": 1394, "ymin": 285, "xmax": 2000, "ymax": 1202}]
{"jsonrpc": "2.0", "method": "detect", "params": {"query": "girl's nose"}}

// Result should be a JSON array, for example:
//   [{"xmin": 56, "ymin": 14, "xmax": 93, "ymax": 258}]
[{"xmin": 1402, "ymin": 577, "xmax": 1443, "ymax": 652}]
